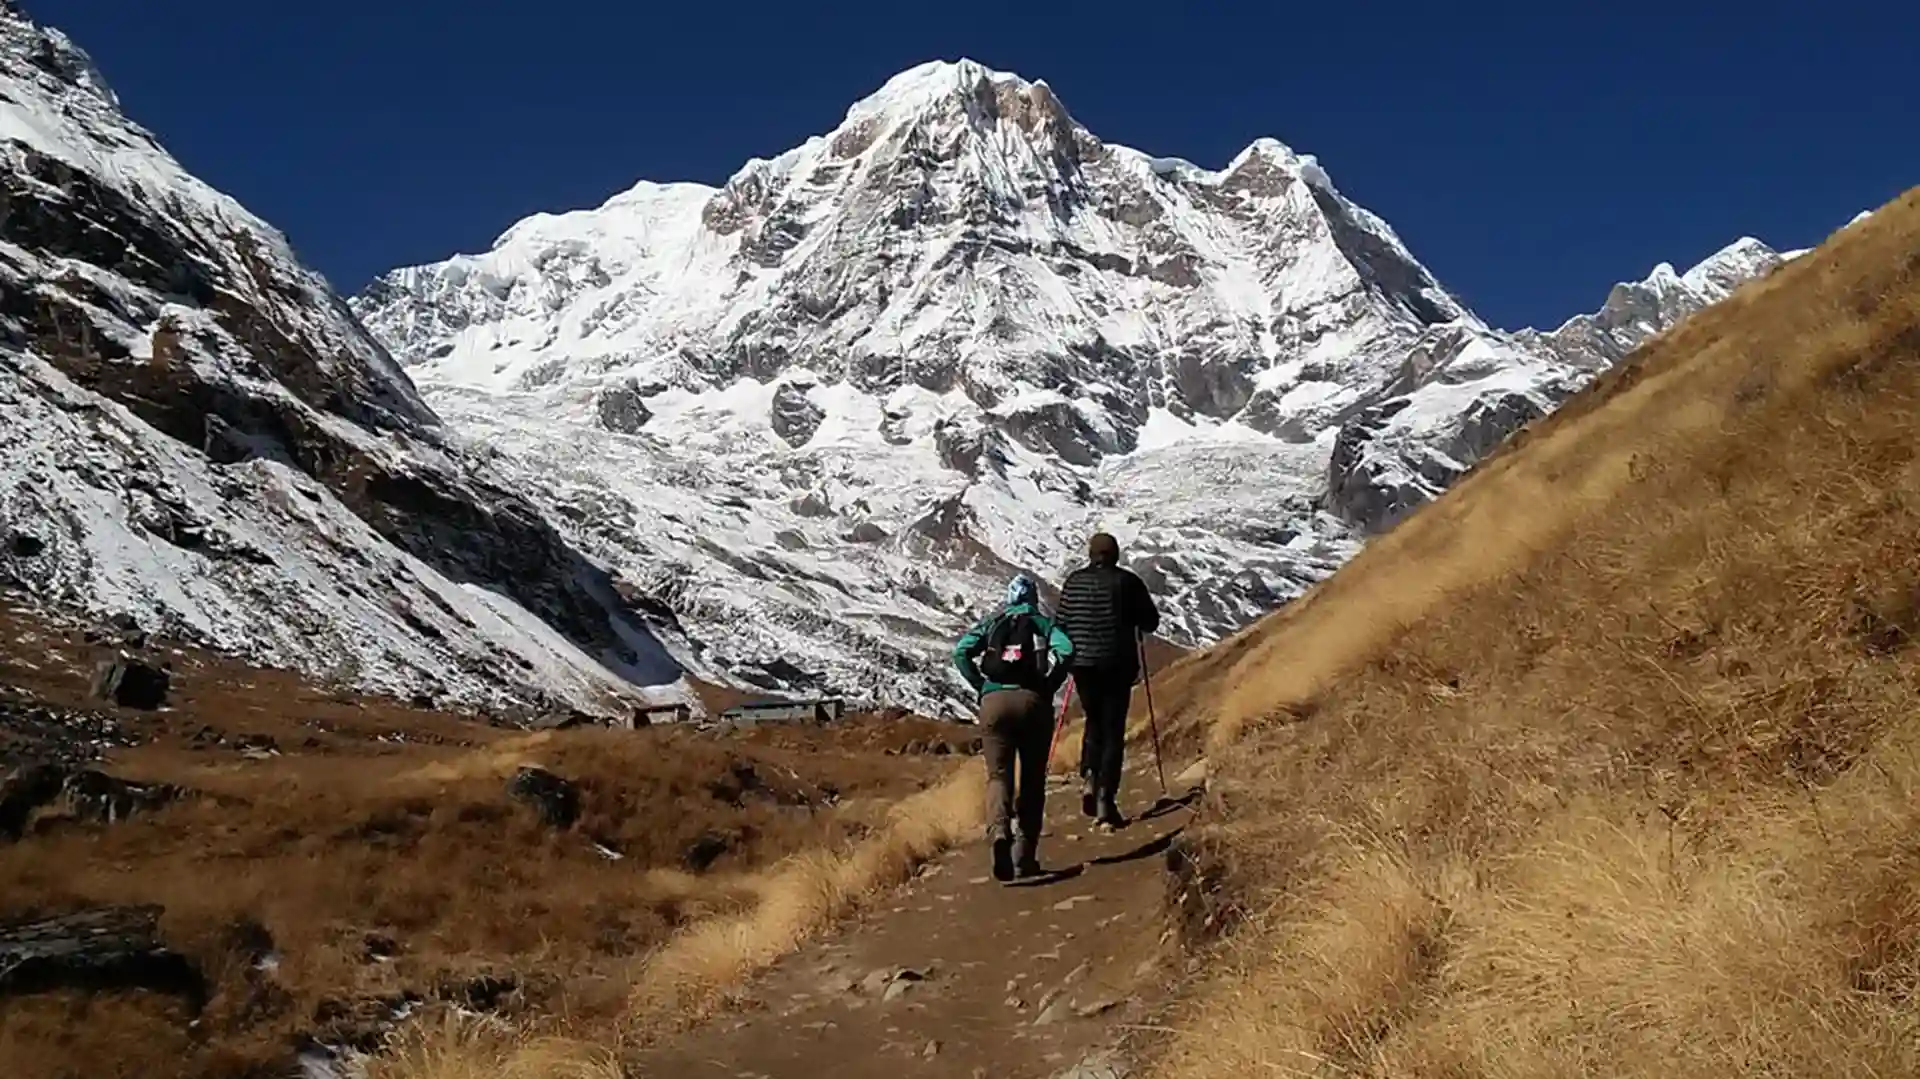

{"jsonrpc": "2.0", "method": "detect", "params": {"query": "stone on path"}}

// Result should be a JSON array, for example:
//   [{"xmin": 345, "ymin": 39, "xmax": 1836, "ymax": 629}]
[
  {"xmin": 1053, "ymin": 1051, "xmax": 1133, "ymax": 1079},
  {"xmin": 1074, "ymin": 997, "xmax": 1122, "ymax": 1019}
]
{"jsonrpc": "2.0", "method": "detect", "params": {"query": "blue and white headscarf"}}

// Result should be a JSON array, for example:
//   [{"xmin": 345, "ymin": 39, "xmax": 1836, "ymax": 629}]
[{"xmin": 1004, "ymin": 574, "xmax": 1038, "ymax": 608}]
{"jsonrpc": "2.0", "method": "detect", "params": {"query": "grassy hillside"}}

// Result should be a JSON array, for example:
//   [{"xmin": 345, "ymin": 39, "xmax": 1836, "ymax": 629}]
[
  {"xmin": 0, "ymin": 596, "xmax": 971, "ymax": 1079},
  {"xmin": 1148, "ymin": 189, "xmax": 1920, "ymax": 1078}
]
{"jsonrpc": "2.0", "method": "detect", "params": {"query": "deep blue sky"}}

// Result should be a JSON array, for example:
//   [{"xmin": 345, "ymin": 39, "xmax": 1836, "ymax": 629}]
[{"xmin": 30, "ymin": 0, "xmax": 1915, "ymax": 330}]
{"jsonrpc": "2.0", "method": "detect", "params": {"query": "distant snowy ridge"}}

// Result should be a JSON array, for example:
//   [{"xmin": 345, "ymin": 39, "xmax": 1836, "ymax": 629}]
[
  {"xmin": 0, "ymin": 4, "xmax": 699, "ymax": 718},
  {"xmin": 352, "ymin": 58, "xmax": 1816, "ymax": 715}
]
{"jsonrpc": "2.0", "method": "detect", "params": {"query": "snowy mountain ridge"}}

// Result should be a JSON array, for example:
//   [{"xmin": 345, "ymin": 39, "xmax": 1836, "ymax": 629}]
[
  {"xmin": 350, "ymin": 57, "xmax": 1810, "ymax": 714},
  {"xmin": 0, "ymin": 4, "xmax": 698, "ymax": 718}
]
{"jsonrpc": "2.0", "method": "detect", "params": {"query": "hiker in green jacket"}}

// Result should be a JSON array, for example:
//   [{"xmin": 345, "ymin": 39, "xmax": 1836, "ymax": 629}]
[{"xmin": 953, "ymin": 574, "xmax": 1074, "ymax": 882}]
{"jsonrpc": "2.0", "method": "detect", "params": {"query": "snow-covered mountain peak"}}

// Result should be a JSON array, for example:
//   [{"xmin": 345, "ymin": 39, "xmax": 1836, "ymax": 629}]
[
  {"xmin": 1505, "ymin": 235, "xmax": 1796, "ymax": 404},
  {"xmin": 0, "ymin": 10, "xmax": 1835, "ymax": 718},
  {"xmin": 2, "ymin": 5, "xmax": 114, "ymax": 108},
  {"xmin": 347, "ymin": 55, "xmax": 1811, "ymax": 711},
  {"xmin": 1680, "ymin": 235, "xmax": 1784, "ymax": 298},
  {"xmin": 1223, "ymin": 135, "xmax": 1310, "ymax": 174},
  {"xmin": 1645, "ymin": 261, "xmax": 1683, "ymax": 287},
  {"xmin": 845, "ymin": 58, "xmax": 1032, "ymax": 121}
]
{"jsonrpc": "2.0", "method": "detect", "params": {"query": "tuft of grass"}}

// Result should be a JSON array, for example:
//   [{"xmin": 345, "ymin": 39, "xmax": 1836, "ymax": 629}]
[
  {"xmin": 366, "ymin": 1012, "xmax": 625, "ymax": 1079},
  {"xmin": 1147, "ymin": 189, "xmax": 1920, "ymax": 1079}
]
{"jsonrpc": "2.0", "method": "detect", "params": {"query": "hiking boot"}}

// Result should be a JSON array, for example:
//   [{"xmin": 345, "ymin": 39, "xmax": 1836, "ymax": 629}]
[
  {"xmin": 990, "ymin": 835, "xmax": 1015, "ymax": 882},
  {"xmin": 1011, "ymin": 835, "xmax": 1043, "ymax": 880},
  {"xmin": 1096, "ymin": 799, "xmax": 1129, "ymax": 831},
  {"xmin": 1081, "ymin": 776, "xmax": 1099, "ymax": 820}
]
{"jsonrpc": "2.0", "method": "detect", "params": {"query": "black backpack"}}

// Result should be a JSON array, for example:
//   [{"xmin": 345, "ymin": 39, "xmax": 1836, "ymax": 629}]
[{"xmin": 978, "ymin": 609, "xmax": 1044, "ymax": 687}]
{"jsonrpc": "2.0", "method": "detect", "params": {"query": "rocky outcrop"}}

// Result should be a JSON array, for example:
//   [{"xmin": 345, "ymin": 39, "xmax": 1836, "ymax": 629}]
[
  {"xmin": 0, "ymin": 763, "xmax": 66, "ymax": 839},
  {"xmin": 0, "ymin": 905, "xmax": 207, "ymax": 1008},
  {"xmin": 770, "ymin": 382, "xmax": 826, "ymax": 447},
  {"xmin": 1446, "ymin": 392, "xmax": 1549, "ymax": 465},
  {"xmin": 60, "ymin": 768, "xmax": 184, "ymax": 824},
  {"xmin": 0, "ymin": 762, "xmax": 184, "ymax": 840},
  {"xmin": 506, "ymin": 765, "xmax": 580, "ymax": 829},
  {"xmin": 89, "ymin": 657, "xmax": 172, "ymax": 710},
  {"xmin": 1324, "ymin": 400, "xmax": 1423, "ymax": 534},
  {"xmin": 595, "ymin": 379, "xmax": 653, "ymax": 433}
]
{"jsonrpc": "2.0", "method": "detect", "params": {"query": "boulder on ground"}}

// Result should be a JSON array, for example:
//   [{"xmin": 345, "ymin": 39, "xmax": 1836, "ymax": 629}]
[
  {"xmin": 0, "ymin": 905, "xmax": 207, "ymax": 1009},
  {"xmin": 769, "ymin": 382, "xmax": 826, "ymax": 447},
  {"xmin": 506, "ymin": 765, "xmax": 580, "ymax": 829},
  {"xmin": 683, "ymin": 831, "xmax": 731, "ymax": 871},
  {"xmin": 595, "ymin": 380, "xmax": 653, "ymax": 434},
  {"xmin": 60, "ymin": 769, "xmax": 182, "ymax": 823},
  {"xmin": 89, "ymin": 657, "xmax": 171, "ymax": 710},
  {"xmin": 2, "ymin": 765, "xmax": 182, "ymax": 839},
  {"xmin": 0, "ymin": 763, "xmax": 67, "ymax": 840}
]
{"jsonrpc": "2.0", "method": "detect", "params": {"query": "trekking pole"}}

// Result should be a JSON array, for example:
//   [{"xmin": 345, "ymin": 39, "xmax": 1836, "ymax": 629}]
[
  {"xmin": 1138, "ymin": 634, "xmax": 1168, "ymax": 796},
  {"xmin": 1045, "ymin": 673, "xmax": 1076, "ymax": 772}
]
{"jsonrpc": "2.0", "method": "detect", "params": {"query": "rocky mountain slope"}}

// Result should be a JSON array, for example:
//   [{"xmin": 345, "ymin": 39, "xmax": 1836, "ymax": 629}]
[
  {"xmin": 0, "ymin": 3, "xmax": 695, "ymax": 717},
  {"xmin": 353, "ymin": 59, "xmax": 1805, "ymax": 715}
]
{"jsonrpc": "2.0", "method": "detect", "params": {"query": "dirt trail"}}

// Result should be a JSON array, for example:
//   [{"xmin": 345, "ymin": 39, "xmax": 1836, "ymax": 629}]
[{"xmin": 631, "ymin": 764, "xmax": 1200, "ymax": 1079}]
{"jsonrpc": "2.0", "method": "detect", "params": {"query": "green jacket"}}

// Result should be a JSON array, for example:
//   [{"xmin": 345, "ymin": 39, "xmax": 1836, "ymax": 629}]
[{"xmin": 952, "ymin": 602, "xmax": 1074, "ymax": 698}]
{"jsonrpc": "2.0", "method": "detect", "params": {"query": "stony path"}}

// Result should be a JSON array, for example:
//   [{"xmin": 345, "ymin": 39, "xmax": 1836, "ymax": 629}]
[{"xmin": 629, "ymin": 768, "xmax": 1199, "ymax": 1079}]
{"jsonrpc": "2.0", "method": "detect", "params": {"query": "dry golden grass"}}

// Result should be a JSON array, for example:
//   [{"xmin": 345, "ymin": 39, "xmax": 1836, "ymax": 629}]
[
  {"xmin": 1147, "ymin": 189, "xmax": 1920, "ymax": 1079},
  {"xmin": 621, "ymin": 767, "xmax": 983, "ymax": 1034},
  {"xmin": 361, "ymin": 767, "xmax": 984, "ymax": 1078},
  {"xmin": 366, "ymin": 1012, "xmax": 624, "ymax": 1079},
  {"xmin": 0, "ymin": 608, "xmax": 968, "ymax": 1079}
]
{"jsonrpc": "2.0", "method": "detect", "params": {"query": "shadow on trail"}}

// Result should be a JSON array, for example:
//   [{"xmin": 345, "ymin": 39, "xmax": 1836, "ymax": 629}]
[
  {"xmin": 1137, "ymin": 786, "xmax": 1204, "ymax": 824},
  {"xmin": 1090, "ymin": 825, "xmax": 1184, "ymax": 868},
  {"xmin": 1008, "ymin": 864, "xmax": 1086, "ymax": 889}
]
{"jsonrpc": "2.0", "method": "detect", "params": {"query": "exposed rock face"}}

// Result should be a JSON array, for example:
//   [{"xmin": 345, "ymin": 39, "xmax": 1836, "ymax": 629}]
[
  {"xmin": 1324, "ymin": 239, "xmax": 1794, "ymax": 534},
  {"xmin": 595, "ymin": 379, "xmax": 653, "ymax": 433},
  {"xmin": 770, "ymin": 382, "xmax": 826, "ymax": 447},
  {"xmin": 0, "ymin": 763, "xmax": 66, "ymax": 840},
  {"xmin": 0, "ymin": 6, "xmax": 697, "ymax": 716},
  {"xmin": 59, "ymin": 768, "xmax": 184, "ymax": 824}
]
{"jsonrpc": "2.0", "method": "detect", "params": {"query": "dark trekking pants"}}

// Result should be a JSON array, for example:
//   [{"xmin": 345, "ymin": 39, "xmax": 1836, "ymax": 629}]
[
  {"xmin": 1074, "ymin": 670, "xmax": 1133, "ymax": 804},
  {"xmin": 978, "ymin": 688, "xmax": 1052, "ymax": 846}
]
